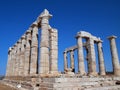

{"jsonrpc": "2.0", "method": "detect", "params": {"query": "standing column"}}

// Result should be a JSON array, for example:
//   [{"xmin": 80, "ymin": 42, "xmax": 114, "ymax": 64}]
[
  {"xmin": 10, "ymin": 47, "xmax": 14, "ymax": 76},
  {"xmin": 97, "ymin": 40, "xmax": 106, "ymax": 75},
  {"xmin": 24, "ymin": 29, "xmax": 32, "ymax": 76},
  {"xmin": 49, "ymin": 28, "xmax": 58, "ymax": 74},
  {"xmin": 6, "ymin": 47, "xmax": 12, "ymax": 76},
  {"xmin": 12, "ymin": 44, "xmax": 17, "ymax": 76},
  {"xmin": 39, "ymin": 9, "xmax": 52, "ymax": 74},
  {"xmin": 16, "ymin": 40, "xmax": 22, "ymax": 76},
  {"xmin": 63, "ymin": 51, "xmax": 68, "ymax": 72},
  {"xmin": 108, "ymin": 35, "xmax": 120, "ymax": 76},
  {"xmin": 30, "ymin": 22, "xmax": 38, "ymax": 75},
  {"xmin": 19, "ymin": 35, "xmax": 26, "ymax": 76},
  {"xmin": 70, "ymin": 50, "xmax": 75, "ymax": 72},
  {"xmin": 87, "ymin": 38, "xmax": 97, "ymax": 76},
  {"xmin": 76, "ymin": 36, "xmax": 85, "ymax": 75}
]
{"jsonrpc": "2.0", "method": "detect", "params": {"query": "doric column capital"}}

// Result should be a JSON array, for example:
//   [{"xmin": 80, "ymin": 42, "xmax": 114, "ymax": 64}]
[
  {"xmin": 21, "ymin": 35, "xmax": 26, "ymax": 40},
  {"xmin": 30, "ymin": 21, "xmax": 38, "ymax": 28},
  {"xmin": 108, "ymin": 35, "xmax": 117, "ymax": 40},
  {"xmin": 40, "ymin": 9, "xmax": 52, "ymax": 19},
  {"xmin": 63, "ymin": 51, "xmax": 67, "ymax": 54},
  {"xmin": 26, "ymin": 29, "xmax": 31, "ymax": 34},
  {"xmin": 75, "ymin": 35, "xmax": 82, "ymax": 39}
]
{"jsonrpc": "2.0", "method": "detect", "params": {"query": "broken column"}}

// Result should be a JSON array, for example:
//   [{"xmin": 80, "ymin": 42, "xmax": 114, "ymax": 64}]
[
  {"xmin": 19, "ymin": 35, "xmax": 26, "ymax": 76},
  {"xmin": 76, "ymin": 36, "xmax": 85, "ymax": 75},
  {"xmin": 24, "ymin": 29, "xmax": 32, "ymax": 76},
  {"xmin": 30, "ymin": 22, "xmax": 38, "ymax": 75},
  {"xmin": 70, "ymin": 50, "xmax": 75, "ymax": 72},
  {"xmin": 49, "ymin": 28, "xmax": 58, "ymax": 74},
  {"xmin": 87, "ymin": 38, "xmax": 97, "ymax": 76},
  {"xmin": 97, "ymin": 39, "xmax": 106, "ymax": 75},
  {"xmin": 108, "ymin": 35, "xmax": 120, "ymax": 76},
  {"xmin": 39, "ymin": 9, "xmax": 52, "ymax": 74}
]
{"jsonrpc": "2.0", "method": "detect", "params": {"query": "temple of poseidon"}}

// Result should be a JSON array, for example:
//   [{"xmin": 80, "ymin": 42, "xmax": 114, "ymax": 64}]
[{"xmin": 1, "ymin": 9, "xmax": 120, "ymax": 90}]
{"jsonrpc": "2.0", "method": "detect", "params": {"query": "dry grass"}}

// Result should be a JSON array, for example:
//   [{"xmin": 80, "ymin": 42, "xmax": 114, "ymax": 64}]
[{"xmin": 0, "ymin": 83, "xmax": 16, "ymax": 90}]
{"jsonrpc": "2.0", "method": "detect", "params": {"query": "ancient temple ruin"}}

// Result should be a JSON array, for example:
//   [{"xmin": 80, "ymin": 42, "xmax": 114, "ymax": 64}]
[
  {"xmin": 6, "ymin": 9, "xmax": 58, "ymax": 77},
  {"xmin": 3, "ymin": 9, "xmax": 120, "ymax": 90}
]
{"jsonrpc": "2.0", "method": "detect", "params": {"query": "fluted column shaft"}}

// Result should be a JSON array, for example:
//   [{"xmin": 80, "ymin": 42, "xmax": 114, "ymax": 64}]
[
  {"xmin": 10, "ymin": 47, "xmax": 15, "ymax": 76},
  {"xmin": 108, "ymin": 36, "xmax": 120, "ymax": 76},
  {"xmin": 64, "ymin": 51, "xmax": 68, "ymax": 71},
  {"xmin": 77, "ymin": 36, "xmax": 85, "ymax": 75},
  {"xmin": 19, "ymin": 35, "xmax": 26, "ymax": 76},
  {"xmin": 70, "ymin": 50, "xmax": 75, "ymax": 71},
  {"xmin": 12, "ymin": 45, "xmax": 17, "ymax": 76},
  {"xmin": 97, "ymin": 41, "xmax": 106, "ymax": 75},
  {"xmin": 39, "ymin": 10, "xmax": 52, "ymax": 74},
  {"xmin": 49, "ymin": 29, "xmax": 58, "ymax": 74},
  {"xmin": 16, "ymin": 40, "xmax": 22, "ymax": 76},
  {"xmin": 6, "ymin": 47, "xmax": 12, "ymax": 76},
  {"xmin": 87, "ymin": 38, "xmax": 97, "ymax": 76},
  {"xmin": 30, "ymin": 25, "xmax": 38, "ymax": 75},
  {"xmin": 24, "ymin": 30, "xmax": 31, "ymax": 76}
]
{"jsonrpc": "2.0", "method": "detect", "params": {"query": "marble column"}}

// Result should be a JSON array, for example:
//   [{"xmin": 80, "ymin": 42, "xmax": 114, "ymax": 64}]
[
  {"xmin": 12, "ymin": 44, "xmax": 17, "ymax": 76},
  {"xmin": 63, "ymin": 51, "xmax": 68, "ymax": 71},
  {"xmin": 87, "ymin": 38, "xmax": 97, "ymax": 76},
  {"xmin": 70, "ymin": 50, "xmax": 75, "ymax": 72},
  {"xmin": 10, "ymin": 47, "xmax": 14, "ymax": 76},
  {"xmin": 49, "ymin": 28, "xmax": 58, "ymax": 74},
  {"xmin": 77, "ymin": 36, "xmax": 85, "ymax": 75},
  {"xmin": 16, "ymin": 40, "xmax": 22, "ymax": 76},
  {"xmin": 30, "ymin": 22, "xmax": 38, "ymax": 75},
  {"xmin": 19, "ymin": 35, "xmax": 26, "ymax": 76},
  {"xmin": 39, "ymin": 9, "xmax": 52, "ymax": 74},
  {"xmin": 24, "ymin": 29, "xmax": 32, "ymax": 76},
  {"xmin": 97, "ymin": 40, "xmax": 106, "ymax": 75},
  {"xmin": 108, "ymin": 35, "xmax": 120, "ymax": 76},
  {"xmin": 6, "ymin": 47, "xmax": 12, "ymax": 76}
]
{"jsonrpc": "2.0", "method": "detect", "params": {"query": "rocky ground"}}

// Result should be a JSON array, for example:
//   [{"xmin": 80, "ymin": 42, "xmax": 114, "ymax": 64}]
[{"xmin": 0, "ymin": 83, "xmax": 16, "ymax": 90}]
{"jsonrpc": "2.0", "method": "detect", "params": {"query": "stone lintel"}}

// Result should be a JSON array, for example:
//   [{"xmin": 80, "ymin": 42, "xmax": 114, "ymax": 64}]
[
  {"xmin": 76, "ymin": 31, "xmax": 100, "ymax": 42},
  {"xmin": 108, "ymin": 35, "xmax": 117, "ymax": 39}
]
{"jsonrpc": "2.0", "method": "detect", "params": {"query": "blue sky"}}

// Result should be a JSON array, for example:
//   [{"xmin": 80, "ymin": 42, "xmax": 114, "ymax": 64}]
[{"xmin": 0, "ymin": 0, "xmax": 120, "ymax": 75}]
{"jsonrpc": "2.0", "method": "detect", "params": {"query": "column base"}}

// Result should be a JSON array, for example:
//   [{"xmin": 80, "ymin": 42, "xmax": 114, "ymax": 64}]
[
  {"xmin": 88, "ymin": 72, "xmax": 98, "ymax": 77},
  {"xmin": 114, "ymin": 69, "xmax": 120, "ymax": 76}
]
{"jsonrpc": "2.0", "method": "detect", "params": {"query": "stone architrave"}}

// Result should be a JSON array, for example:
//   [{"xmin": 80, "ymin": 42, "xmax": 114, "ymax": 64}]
[
  {"xmin": 30, "ymin": 22, "xmax": 38, "ymax": 75},
  {"xmin": 6, "ymin": 47, "xmax": 12, "ymax": 76},
  {"xmin": 39, "ymin": 9, "xmax": 52, "ymax": 74},
  {"xmin": 63, "ymin": 51, "xmax": 68, "ymax": 71},
  {"xmin": 87, "ymin": 38, "xmax": 97, "ymax": 76},
  {"xmin": 97, "ymin": 39, "xmax": 106, "ymax": 75},
  {"xmin": 24, "ymin": 29, "xmax": 32, "ymax": 76},
  {"xmin": 49, "ymin": 28, "xmax": 58, "ymax": 74},
  {"xmin": 19, "ymin": 35, "xmax": 26, "ymax": 76},
  {"xmin": 70, "ymin": 50, "xmax": 75, "ymax": 72},
  {"xmin": 77, "ymin": 36, "xmax": 85, "ymax": 75},
  {"xmin": 108, "ymin": 35, "xmax": 120, "ymax": 76}
]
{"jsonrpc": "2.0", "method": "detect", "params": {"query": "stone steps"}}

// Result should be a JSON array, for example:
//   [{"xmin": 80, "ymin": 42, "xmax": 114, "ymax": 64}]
[{"xmin": 85, "ymin": 85, "xmax": 120, "ymax": 90}]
